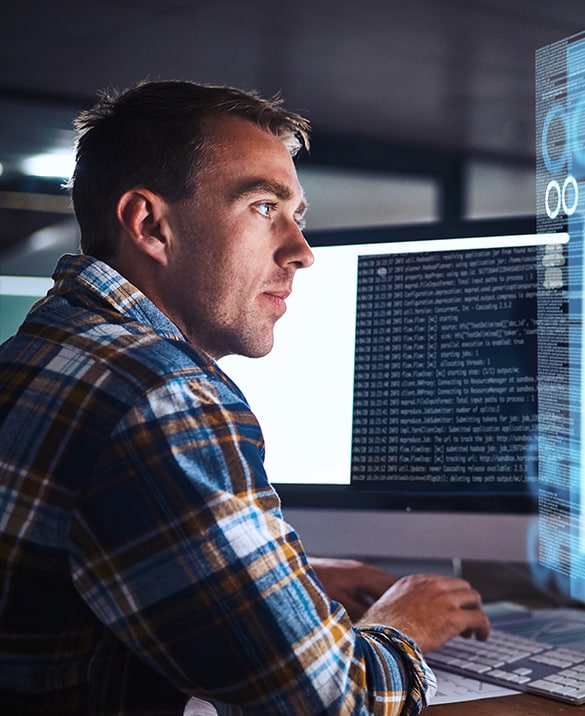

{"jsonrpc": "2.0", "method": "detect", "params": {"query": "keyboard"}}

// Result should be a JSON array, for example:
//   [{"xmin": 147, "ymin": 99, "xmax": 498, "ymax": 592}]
[{"xmin": 427, "ymin": 628, "xmax": 585, "ymax": 705}]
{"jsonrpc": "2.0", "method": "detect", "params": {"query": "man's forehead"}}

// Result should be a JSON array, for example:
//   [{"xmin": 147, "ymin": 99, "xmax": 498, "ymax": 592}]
[
  {"xmin": 196, "ymin": 116, "xmax": 306, "ymax": 208},
  {"xmin": 202, "ymin": 114, "xmax": 286, "ymax": 148}
]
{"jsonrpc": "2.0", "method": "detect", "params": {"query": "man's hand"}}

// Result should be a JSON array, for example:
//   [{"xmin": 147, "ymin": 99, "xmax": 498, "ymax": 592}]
[
  {"xmin": 356, "ymin": 573, "xmax": 490, "ymax": 654},
  {"xmin": 309, "ymin": 557, "xmax": 398, "ymax": 621}
]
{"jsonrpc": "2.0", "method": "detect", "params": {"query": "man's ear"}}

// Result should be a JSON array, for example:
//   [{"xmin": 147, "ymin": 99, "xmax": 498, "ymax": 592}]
[{"xmin": 116, "ymin": 189, "xmax": 170, "ymax": 265}]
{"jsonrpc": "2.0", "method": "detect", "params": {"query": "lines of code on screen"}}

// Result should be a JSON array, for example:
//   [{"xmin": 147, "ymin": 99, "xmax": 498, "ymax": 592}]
[{"xmin": 350, "ymin": 246, "xmax": 538, "ymax": 491}]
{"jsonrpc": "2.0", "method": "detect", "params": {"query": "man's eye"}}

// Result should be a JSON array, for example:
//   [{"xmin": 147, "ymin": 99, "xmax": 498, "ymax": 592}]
[
  {"xmin": 294, "ymin": 214, "xmax": 307, "ymax": 231},
  {"xmin": 255, "ymin": 202, "xmax": 274, "ymax": 217}
]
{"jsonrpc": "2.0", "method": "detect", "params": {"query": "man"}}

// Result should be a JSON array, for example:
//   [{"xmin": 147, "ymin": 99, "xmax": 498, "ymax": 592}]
[{"xmin": 0, "ymin": 80, "xmax": 489, "ymax": 715}]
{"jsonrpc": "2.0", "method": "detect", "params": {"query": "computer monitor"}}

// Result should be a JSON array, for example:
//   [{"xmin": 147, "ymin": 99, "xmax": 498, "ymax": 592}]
[{"xmin": 220, "ymin": 221, "xmax": 564, "ymax": 564}]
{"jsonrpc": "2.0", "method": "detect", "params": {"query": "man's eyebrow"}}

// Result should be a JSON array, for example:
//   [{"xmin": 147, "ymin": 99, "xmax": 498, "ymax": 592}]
[
  {"xmin": 295, "ymin": 198, "xmax": 309, "ymax": 221},
  {"xmin": 228, "ymin": 179, "xmax": 296, "ymax": 203}
]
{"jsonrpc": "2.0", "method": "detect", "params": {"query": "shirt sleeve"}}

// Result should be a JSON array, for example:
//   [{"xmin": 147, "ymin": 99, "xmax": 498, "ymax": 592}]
[{"xmin": 69, "ymin": 372, "xmax": 436, "ymax": 715}]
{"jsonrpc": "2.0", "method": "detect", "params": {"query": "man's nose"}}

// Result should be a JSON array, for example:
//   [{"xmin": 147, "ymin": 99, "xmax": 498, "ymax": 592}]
[{"xmin": 276, "ymin": 220, "xmax": 314, "ymax": 270}]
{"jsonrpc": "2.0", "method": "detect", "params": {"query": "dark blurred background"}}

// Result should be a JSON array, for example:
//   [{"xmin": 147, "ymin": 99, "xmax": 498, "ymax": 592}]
[{"xmin": 0, "ymin": 0, "xmax": 583, "ymax": 275}]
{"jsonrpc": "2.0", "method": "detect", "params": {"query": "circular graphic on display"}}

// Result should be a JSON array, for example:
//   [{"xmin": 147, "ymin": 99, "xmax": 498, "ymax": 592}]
[
  {"xmin": 542, "ymin": 104, "xmax": 568, "ymax": 174},
  {"xmin": 562, "ymin": 175, "xmax": 578, "ymax": 216},
  {"xmin": 545, "ymin": 179, "xmax": 561, "ymax": 219}
]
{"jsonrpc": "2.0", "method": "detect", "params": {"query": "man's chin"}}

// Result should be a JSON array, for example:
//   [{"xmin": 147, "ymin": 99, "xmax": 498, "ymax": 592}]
[
  {"xmin": 240, "ymin": 342, "xmax": 274, "ymax": 360},
  {"xmin": 224, "ymin": 332, "xmax": 275, "ymax": 360}
]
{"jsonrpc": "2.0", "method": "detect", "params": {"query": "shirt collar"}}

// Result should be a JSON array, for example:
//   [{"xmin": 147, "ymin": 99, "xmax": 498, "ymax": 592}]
[{"xmin": 51, "ymin": 253, "xmax": 187, "ymax": 343}]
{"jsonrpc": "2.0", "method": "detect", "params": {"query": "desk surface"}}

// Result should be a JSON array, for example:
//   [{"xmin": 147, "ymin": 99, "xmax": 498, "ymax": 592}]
[{"xmin": 428, "ymin": 692, "xmax": 585, "ymax": 714}]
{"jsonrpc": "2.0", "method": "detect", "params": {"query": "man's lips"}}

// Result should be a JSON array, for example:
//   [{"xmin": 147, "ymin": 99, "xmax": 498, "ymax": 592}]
[
  {"xmin": 262, "ymin": 289, "xmax": 291, "ymax": 314},
  {"xmin": 265, "ymin": 289, "xmax": 291, "ymax": 300}
]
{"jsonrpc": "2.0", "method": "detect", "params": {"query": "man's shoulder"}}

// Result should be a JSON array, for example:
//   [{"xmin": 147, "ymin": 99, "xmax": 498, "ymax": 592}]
[{"xmin": 2, "ymin": 294, "xmax": 218, "ymax": 396}]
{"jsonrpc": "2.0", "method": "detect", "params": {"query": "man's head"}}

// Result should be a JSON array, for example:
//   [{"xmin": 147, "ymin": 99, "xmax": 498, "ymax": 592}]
[
  {"xmin": 70, "ymin": 81, "xmax": 314, "ymax": 360},
  {"xmin": 70, "ymin": 80, "xmax": 311, "ymax": 260}
]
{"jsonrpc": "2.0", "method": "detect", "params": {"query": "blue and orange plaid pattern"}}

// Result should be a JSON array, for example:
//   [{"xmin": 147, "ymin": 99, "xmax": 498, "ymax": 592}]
[{"xmin": 0, "ymin": 254, "xmax": 435, "ymax": 714}]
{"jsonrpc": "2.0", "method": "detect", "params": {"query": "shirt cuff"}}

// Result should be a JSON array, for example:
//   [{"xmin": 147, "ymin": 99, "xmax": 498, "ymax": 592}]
[{"xmin": 359, "ymin": 625, "xmax": 438, "ymax": 711}]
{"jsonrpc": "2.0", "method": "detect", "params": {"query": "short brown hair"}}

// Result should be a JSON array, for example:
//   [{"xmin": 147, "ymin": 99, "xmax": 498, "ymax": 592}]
[{"xmin": 69, "ymin": 80, "xmax": 311, "ymax": 259}]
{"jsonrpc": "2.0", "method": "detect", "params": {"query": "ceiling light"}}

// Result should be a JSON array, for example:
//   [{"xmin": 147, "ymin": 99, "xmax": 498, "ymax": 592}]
[{"xmin": 20, "ymin": 150, "xmax": 75, "ymax": 179}]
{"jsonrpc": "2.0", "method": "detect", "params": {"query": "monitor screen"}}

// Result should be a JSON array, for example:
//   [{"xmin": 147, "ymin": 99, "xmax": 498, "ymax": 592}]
[{"xmin": 220, "ymin": 226, "xmax": 568, "ymax": 562}]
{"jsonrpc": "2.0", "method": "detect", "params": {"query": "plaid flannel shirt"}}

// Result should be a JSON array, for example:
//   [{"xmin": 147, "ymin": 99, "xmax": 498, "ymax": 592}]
[{"xmin": 0, "ymin": 254, "xmax": 436, "ymax": 715}]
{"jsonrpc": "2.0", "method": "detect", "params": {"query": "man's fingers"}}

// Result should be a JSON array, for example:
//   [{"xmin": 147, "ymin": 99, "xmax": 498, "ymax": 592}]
[{"xmin": 356, "ymin": 573, "xmax": 491, "ymax": 653}]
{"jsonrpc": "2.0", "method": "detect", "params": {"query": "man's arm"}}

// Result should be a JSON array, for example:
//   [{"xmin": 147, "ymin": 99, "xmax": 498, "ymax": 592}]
[
  {"xmin": 69, "ymin": 376, "xmax": 477, "ymax": 713},
  {"xmin": 309, "ymin": 557, "xmax": 398, "ymax": 620}
]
